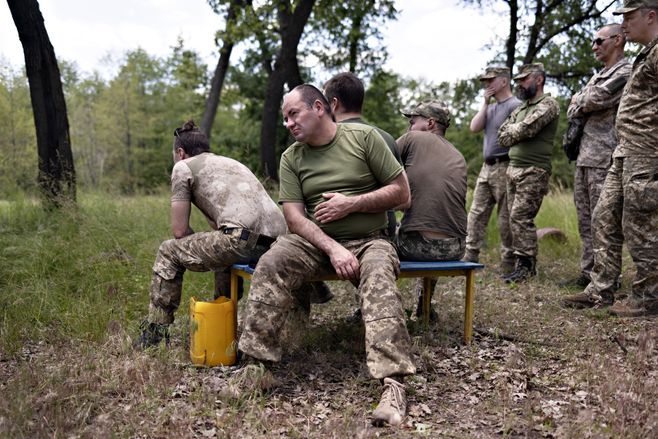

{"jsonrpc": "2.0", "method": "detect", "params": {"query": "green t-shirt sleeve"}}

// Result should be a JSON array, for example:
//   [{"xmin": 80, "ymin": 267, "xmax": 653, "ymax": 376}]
[
  {"xmin": 278, "ymin": 146, "xmax": 303, "ymax": 204},
  {"xmin": 364, "ymin": 128, "xmax": 403, "ymax": 185}
]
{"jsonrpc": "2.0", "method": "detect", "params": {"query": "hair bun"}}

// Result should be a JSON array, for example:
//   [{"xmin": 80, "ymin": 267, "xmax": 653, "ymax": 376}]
[{"xmin": 183, "ymin": 120, "xmax": 197, "ymax": 131}]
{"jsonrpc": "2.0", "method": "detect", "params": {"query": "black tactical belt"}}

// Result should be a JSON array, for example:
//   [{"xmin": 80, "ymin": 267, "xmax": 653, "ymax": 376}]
[
  {"xmin": 484, "ymin": 155, "xmax": 510, "ymax": 166},
  {"xmin": 222, "ymin": 227, "xmax": 276, "ymax": 247}
]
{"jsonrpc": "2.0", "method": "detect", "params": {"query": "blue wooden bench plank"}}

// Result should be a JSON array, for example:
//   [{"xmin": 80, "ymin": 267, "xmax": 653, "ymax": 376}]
[
  {"xmin": 230, "ymin": 260, "xmax": 484, "ymax": 343},
  {"xmin": 232, "ymin": 260, "xmax": 484, "ymax": 274}
]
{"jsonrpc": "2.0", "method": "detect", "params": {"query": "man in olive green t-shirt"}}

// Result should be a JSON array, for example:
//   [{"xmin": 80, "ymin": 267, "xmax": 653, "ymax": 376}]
[
  {"xmin": 238, "ymin": 84, "xmax": 416, "ymax": 427},
  {"xmin": 498, "ymin": 63, "xmax": 560, "ymax": 283}
]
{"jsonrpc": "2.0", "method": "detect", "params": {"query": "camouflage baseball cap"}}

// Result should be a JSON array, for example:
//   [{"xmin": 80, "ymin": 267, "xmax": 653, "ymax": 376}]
[
  {"xmin": 512, "ymin": 63, "xmax": 545, "ymax": 80},
  {"xmin": 400, "ymin": 100, "xmax": 451, "ymax": 127},
  {"xmin": 479, "ymin": 66, "xmax": 510, "ymax": 80},
  {"xmin": 613, "ymin": 0, "xmax": 658, "ymax": 14}
]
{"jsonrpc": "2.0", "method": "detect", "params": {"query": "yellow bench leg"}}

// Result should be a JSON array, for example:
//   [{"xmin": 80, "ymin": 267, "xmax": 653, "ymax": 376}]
[{"xmin": 464, "ymin": 270, "xmax": 474, "ymax": 344}]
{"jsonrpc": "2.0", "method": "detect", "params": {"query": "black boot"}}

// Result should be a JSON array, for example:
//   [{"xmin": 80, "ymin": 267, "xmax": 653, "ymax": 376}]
[
  {"xmin": 415, "ymin": 290, "xmax": 438, "ymax": 322},
  {"xmin": 503, "ymin": 256, "xmax": 537, "ymax": 284},
  {"xmin": 134, "ymin": 320, "xmax": 170, "ymax": 350}
]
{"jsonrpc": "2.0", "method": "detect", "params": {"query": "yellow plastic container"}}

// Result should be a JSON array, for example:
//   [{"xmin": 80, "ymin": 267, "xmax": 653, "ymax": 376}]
[{"xmin": 189, "ymin": 296, "xmax": 237, "ymax": 366}]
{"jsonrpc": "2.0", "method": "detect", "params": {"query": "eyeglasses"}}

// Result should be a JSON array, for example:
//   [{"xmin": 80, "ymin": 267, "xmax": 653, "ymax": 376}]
[{"xmin": 592, "ymin": 34, "xmax": 618, "ymax": 46}]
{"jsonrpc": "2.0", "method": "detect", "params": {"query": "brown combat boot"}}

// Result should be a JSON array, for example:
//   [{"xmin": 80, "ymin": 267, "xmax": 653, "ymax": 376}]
[
  {"xmin": 372, "ymin": 377, "xmax": 407, "ymax": 427},
  {"xmin": 561, "ymin": 291, "xmax": 612, "ymax": 309},
  {"xmin": 608, "ymin": 299, "xmax": 658, "ymax": 318}
]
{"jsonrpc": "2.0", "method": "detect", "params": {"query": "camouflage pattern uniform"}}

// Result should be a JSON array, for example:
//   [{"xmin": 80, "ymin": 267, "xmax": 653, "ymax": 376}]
[
  {"xmin": 239, "ymin": 121, "xmax": 416, "ymax": 380},
  {"xmin": 466, "ymin": 162, "xmax": 514, "ymax": 266},
  {"xmin": 395, "ymin": 231, "xmax": 465, "ymax": 293},
  {"xmin": 586, "ymin": 36, "xmax": 658, "ymax": 308},
  {"xmin": 239, "ymin": 233, "xmax": 417, "ymax": 379},
  {"xmin": 148, "ymin": 153, "xmax": 287, "ymax": 325},
  {"xmin": 567, "ymin": 59, "xmax": 631, "ymax": 279},
  {"xmin": 499, "ymin": 85, "xmax": 560, "ymax": 262}
]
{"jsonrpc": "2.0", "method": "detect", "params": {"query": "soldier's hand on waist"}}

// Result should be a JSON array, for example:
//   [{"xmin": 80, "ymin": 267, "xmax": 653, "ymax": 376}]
[
  {"xmin": 315, "ymin": 193, "xmax": 355, "ymax": 224},
  {"xmin": 328, "ymin": 244, "xmax": 360, "ymax": 281}
]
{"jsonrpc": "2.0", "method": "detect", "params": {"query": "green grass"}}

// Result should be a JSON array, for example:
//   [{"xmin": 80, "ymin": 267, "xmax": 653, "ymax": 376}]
[
  {"xmin": 0, "ymin": 188, "xmax": 655, "ymax": 438},
  {"xmin": 0, "ymin": 190, "xmax": 214, "ymax": 354}
]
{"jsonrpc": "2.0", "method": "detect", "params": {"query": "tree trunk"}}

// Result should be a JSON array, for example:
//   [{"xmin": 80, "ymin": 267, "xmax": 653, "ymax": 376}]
[
  {"xmin": 201, "ymin": 43, "xmax": 234, "ymax": 139},
  {"xmin": 505, "ymin": 0, "xmax": 519, "ymax": 74},
  {"xmin": 7, "ymin": 0, "xmax": 76, "ymax": 207},
  {"xmin": 258, "ymin": 0, "xmax": 315, "ymax": 181},
  {"xmin": 201, "ymin": 0, "xmax": 244, "ymax": 138}
]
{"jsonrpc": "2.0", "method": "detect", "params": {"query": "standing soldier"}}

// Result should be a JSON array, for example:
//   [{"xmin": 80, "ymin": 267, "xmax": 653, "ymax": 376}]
[
  {"xmin": 464, "ymin": 66, "xmax": 521, "ymax": 272},
  {"xmin": 560, "ymin": 24, "xmax": 631, "ymax": 299},
  {"xmin": 577, "ymin": 0, "xmax": 658, "ymax": 316},
  {"xmin": 498, "ymin": 63, "xmax": 560, "ymax": 283}
]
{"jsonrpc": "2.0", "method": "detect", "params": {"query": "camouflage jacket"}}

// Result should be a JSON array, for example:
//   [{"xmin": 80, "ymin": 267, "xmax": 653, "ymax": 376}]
[
  {"xmin": 615, "ymin": 36, "xmax": 658, "ymax": 158},
  {"xmin": 567, "ymin": 59, "xmax": 631, "ymax": 168},
  {"xmin": 498, "ymin": 93, "xmax": 560, "ymax": 171}
]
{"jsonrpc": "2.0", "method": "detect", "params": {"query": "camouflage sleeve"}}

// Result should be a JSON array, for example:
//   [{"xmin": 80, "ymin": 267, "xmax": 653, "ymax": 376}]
[
  {"xmin": 573, "ymin": 64, "xmax": 631, "ymax": 114},
  {"xmin": 497, "ymin": 106, "xmax": 520, "ymax": 148},
  {"xmin": 567, "ymin": 90, "xmax": 585, "ymax": 119},
  {"xmin": 170, "ymin": 161, "xmax": 193, "ymax": 202},
  {"xmin": 498, "ymin": 98, "xmax": 560, "ymax": 148}
]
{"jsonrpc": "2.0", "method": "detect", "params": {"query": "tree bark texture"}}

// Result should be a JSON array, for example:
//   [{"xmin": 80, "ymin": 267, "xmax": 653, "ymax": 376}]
[
  {"xmin": 7, "ymin": 0, "xmax": 76, "ymax": 207},
  {"xmin": 258, "ymin": 0, "xmax": 315, "ymax": 181}
]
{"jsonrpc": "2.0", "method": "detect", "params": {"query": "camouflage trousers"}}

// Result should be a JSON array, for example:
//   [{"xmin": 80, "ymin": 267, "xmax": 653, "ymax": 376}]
[
  {"xmin": 148, "ymin": 229, "xmax": 269, "ymax": 325},
  {"xmin": 506, "ymin": 166, "xmax": 550, "ymax": 258},
  {"xmin": 465, "ymin": 161, "xmax": 513, "ymax": 265},
  {"xmin": 586, "ymin": 157, "xmax": 658, "ymax": 305},
  {"xmin": 239, "ymin": 233, "xmax": 417, "ymax": 380},
  {"xmin": 395, "ymin": 230, "xmax": 465, "ymax": 294},
  {"xmin": 574, "ymin": 166, "xmax": 609, "ymax": 278}
]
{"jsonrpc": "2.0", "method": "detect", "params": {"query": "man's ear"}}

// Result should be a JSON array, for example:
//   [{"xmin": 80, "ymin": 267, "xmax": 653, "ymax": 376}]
[
  {"xmin": 313, "ymin": 99, "xmax": 325, "ymax": 115},
  {"xmin": 175, "ymin": 147, "xmax": 186, "ymax": 161}
]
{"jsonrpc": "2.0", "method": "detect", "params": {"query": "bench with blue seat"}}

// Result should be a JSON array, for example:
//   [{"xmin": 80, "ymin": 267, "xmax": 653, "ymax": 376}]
[{"xmin": 229, "ymin": 260, "xmax": 484, "ymax": 344}]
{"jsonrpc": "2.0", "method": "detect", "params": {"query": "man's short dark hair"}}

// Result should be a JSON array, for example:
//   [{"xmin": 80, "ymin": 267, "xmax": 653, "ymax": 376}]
[
  {"xmin": 174, "ymin": 120, "xmax": 210, "ymax": 157},
  {"xmin": 323, "ymin": 72, "xmax": 365, "ymax": 113},
  {"xmin": 292, "ymin": 84, "xmax": 335, "ymax": 121}
]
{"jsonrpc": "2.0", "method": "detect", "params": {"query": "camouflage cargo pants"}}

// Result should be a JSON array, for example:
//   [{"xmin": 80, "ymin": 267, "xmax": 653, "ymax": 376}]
[
  {"xmin": 465, "ymin": 162, "xmax": 513, "ymax": 265},
  {"xmin": 574, "ymin": 166, "xmax": 610, "ymax": 278},
  {"xmin": 584, "ymin": 159, "xmax": 624, "ymax": 301},
  {"xmin": 621, "ymin": 156, "xmax": 658, "ymax": 304},
  {"xmin": 395, "ymin": 230, "xmax": 465, "ymax": 293},
  {"xmin": 239, "ymin": 233, "xmax": 416, "ymax": 379},
  {"xmin": 506, "ymin": 165, "xmax": 550, "ymax": 258},
  {"xmin": 148, "ymin": 229, "xmax": 268, "ymax": 325}
]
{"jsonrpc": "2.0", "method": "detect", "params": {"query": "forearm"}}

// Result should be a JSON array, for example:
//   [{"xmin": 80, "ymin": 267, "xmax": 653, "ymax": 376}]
[
  {"xmin": 352, "ymin": 173, "xmax": 410, "ymax": 213},
  {"xmin": 499, "ymin": 99, "xmax": 559, "ymax": 147},
  {"xmin": 469, "ymin": 102, "xmax": 488, "ymax": 133},
  {"xmin": 286, "ymin": 210, "xmax": 342, "ymax": 257}
]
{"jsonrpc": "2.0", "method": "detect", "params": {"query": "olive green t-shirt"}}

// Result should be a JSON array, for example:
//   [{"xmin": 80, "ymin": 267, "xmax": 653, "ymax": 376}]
[{"xmin": 279, "ymin": 123, "xmax": 403, "ymax": 240}]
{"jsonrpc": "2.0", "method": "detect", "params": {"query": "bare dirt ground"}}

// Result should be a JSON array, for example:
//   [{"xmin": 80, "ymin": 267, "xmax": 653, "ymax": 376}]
[{"xmin": 1, "ymin": 258, "xmax": 657, "ymax": 438}]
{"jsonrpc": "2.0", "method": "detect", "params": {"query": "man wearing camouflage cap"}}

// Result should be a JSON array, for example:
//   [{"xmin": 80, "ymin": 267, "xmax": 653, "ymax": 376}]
[
  {"xmin": 464, "ymin": 66, "xmax": 521, "ymax": 272},
  {"xmin": 560, "ymin": 23, "xmax": 631, "ymax": 304},
  {"xmin": 498, "ymin": 63, "xmax": 560, "ymax": 283},
  {"xmin": 397, "ymin": 100, "xmax": 468, "ymax": 319},
  {"xmin": 581, "ymin": 0, "xmax": 658, "ymax": 317}
]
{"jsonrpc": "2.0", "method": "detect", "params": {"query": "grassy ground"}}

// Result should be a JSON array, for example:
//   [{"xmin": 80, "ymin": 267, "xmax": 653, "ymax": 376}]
[{"xmin": 0, "ymin": 190, "xmax": 656, "ymax": 438}]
